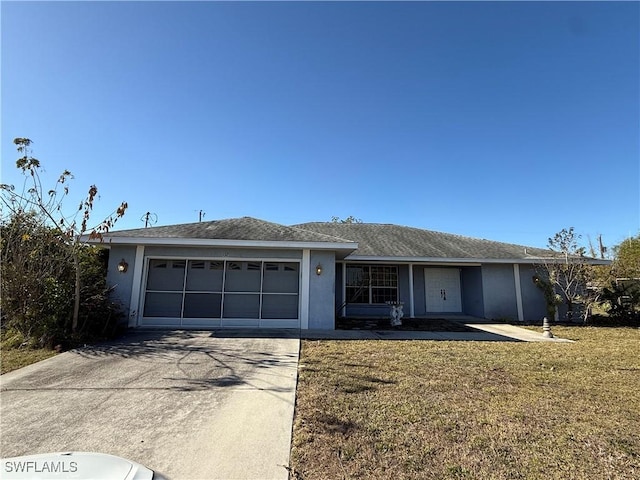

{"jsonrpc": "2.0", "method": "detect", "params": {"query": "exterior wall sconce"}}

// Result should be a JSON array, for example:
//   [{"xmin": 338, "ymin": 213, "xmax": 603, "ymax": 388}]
[
  {"xmin": 117, "ymin": 259, "xmax": 129, "ymax": 273},
  {"xmin": 315, "ymin": 264, "xmax": 323, "ymax": 276}
]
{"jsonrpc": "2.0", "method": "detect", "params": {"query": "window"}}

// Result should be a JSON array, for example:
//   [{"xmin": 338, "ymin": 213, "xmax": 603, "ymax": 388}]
[
  {"xmin": 186, "ymin": 260, "xmax": 223, "ymax": 291},
  {"xmin": 146, "ymin": 259, "xmax": 186, "ymax": 291},
  {"xmin": 346, "ymin": 265, "xmax": 398, "ymax": 304}
]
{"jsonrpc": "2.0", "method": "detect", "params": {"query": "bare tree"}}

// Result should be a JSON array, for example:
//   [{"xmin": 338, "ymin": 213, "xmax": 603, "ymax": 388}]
[
  {"xmin": 1, "ymin": 138, "xmax": 127, "ymax": 333},
  {"xmin": 535, "ymin": 228, "xmax": 595, "ymax": 322}
]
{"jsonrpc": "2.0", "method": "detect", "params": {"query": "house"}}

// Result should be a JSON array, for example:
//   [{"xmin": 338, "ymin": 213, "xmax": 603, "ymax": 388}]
[{"xmin": 93, "ymin": 216, "xmax": 605, "ymax": 330}]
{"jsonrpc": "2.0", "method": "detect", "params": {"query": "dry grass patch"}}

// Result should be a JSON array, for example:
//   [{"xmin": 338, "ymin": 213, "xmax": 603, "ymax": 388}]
[
  {"xmin": 1, "ymin": 333, "xmax": 59, "ymax": 374},
  {"xmin": 291, "ymin": 327, "xmax": 640, "ymax": 479},
  {"xmin": 1, "ymin": 348, "xmax": 58, "ymax": 375}
]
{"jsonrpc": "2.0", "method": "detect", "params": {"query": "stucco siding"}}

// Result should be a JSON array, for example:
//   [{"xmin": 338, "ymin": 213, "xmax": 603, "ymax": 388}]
[
  {"xmin": 462, "ymin": 267, "xmax": 484, "ymax": 317},
  {"xmin": 346, "ymin": 304, "xmax": 392, "ymax": 316},
  {"xmin": 335, "ymin": 263, "xmax": 345, "ymax": 316},
  {"xmin": 518, "ymin": 264, "xmax": 547, "ymax": 321},
  {"xmin": 308, "ymin": 251, "xmax": 336, "ymax": 329},
  {"xmin": 482, "ymin": 264, "xmax": 519, "ymax": 321},
  {"xmin": 106, "ymin": 245, "xmax": 137, "ymax": 322},
  {"xmin": 398, "ymin": 265, "xmax": 410, "ymax": 306},
  {"xmin": 412, "ymin": 267, "xmax": 427, "ymax": 315}
]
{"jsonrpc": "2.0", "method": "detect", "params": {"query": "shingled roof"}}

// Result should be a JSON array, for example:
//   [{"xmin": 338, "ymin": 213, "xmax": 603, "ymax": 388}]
[
  {"xmin": 103, "ymin": 217, "xmax": 354, "ymax": 245},
  {"xmin": 294, "ymin": 222, "xmax": 553, "ymax": 261},
  {"xmin": 99, "ymin": 217, "xmax": 595, "ymax": 263}
]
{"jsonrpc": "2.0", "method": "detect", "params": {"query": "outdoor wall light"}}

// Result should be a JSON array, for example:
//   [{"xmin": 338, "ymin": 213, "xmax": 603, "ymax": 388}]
[
  {"xmin": 315, "ymin": 264, "xmax": 323, "ymax": 276},
  {"xmin": 117, "ymin": 259, "xmax": 129, "ymax": 273}
]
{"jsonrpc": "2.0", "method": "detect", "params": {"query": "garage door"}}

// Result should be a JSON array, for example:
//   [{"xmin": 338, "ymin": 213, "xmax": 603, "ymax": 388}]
[
  {"xmin": 141, "ymin": 259, "xmax": 300, "ymax": 328},
  {"xmin": 424, "ymin": 268, "xmax": 462, "ymax": 313}
]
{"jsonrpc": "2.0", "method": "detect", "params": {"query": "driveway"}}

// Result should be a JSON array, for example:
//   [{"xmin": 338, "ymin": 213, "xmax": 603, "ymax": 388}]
[{"xmin": 0, "ymin": 330, "xmax": 300, "ymax": 480}]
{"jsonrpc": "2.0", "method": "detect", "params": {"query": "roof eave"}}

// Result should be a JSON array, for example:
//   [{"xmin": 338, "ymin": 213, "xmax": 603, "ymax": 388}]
[
  {"xmin": 344, "ymin": 255, "xmax": 612, "ymax": 265},
  {"xmin": 85, "ymin": 235, "xmax": 358, "ymax": 254}
]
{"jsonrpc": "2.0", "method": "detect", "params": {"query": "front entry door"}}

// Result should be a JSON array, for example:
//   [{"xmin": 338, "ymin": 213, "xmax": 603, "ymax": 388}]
[{"xmin": 424, "ymin": 268, "xmax": 462, "ymax": 313}]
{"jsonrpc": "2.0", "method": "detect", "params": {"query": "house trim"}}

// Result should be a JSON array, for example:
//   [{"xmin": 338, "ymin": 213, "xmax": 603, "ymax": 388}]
[
  {"xmin": 514, "ymin": 264, "xmax": 524, "ymax": 322},
  {"xmin": 341, "ymin": 262, "xmax": 347, "ymax": 317},
  {"xmin": 408, "ymin": 263, "xmax": 415, "ymax": 318},
  {"xmin": 300, "ymin": 249, "xmax": 310, "ymax": 329},
  {"xmin": 103, "ymin": 236, "xmax": 356, "ymax": 252},
  {"xmin": 129, "ymin": 245, "xmax": 145, "ymax": 327},
  {"xmin": 346, "ymin": 255, "xmax": 610, "ymax": 265}
]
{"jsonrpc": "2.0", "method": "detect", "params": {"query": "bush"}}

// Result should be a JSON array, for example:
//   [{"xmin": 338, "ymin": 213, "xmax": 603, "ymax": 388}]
[
  {"xmin": 1, "ymin": 138, "xmax": 127, "ymax": 349},
  {"xmin": 1, "ymin": 215, "xmax": 124, "ymax": 348},
  {"xmin": 76, "ymin": 247, "xmax": 125, "ymax": 341},
  {"xmin": 597, "ymin": 280, "xmax": 640, "ymax": 327}
]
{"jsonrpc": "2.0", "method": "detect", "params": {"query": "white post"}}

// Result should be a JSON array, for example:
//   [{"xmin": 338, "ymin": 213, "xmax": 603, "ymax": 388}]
[
  {"xmin": 341, "ymin": 262, "xmax": 347, "ymax": 317},
  {"xmin": 408, "ymin": 263, "xmax": 415, "ymax": 318},
  {"xmin": 129, "ymin": 245, "xmax": 145, "ymax": 327},
  {"xmin": 300, "ymin": 249, "xmax": 310, "ymax": 329},
  {"xmin": 514, "ymin": 264, "xmax": 524, "ymax": 322}
]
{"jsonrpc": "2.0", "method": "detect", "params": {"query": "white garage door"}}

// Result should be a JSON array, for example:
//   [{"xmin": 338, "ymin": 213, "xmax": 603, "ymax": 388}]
[
  {"xmin": 424, "ymin": 268, "xmax": 462, "ymax": 313},
  {"xmin": 141, "ymin": 259, "xmax": 300, "ymax": 328}
]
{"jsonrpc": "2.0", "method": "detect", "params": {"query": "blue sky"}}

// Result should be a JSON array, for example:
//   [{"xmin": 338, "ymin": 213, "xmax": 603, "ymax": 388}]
[{"xmin": 2, "ymin": 1, "xmax": 638, "ymax": 250}]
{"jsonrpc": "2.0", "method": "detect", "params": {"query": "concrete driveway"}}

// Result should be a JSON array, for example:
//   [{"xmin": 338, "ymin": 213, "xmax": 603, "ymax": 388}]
[{"xmin": 0, "ymin": 330, "xmax": 300, "ymax": 480}]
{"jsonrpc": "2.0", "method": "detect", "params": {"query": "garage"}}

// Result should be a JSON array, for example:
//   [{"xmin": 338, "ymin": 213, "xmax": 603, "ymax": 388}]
[{"xmin": 141, "ymin": 258, "xmax": 300, "ymax": 328}]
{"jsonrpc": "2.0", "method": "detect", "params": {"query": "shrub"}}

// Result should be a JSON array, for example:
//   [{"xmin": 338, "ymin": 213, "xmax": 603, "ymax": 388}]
[{"xmin": 0, "ymin": 215, "xmax": 124, "ymax": 348}]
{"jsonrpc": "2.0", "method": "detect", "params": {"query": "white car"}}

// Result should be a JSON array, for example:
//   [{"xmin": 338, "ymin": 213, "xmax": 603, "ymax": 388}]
[{"xmin": 1, "ymin": 452, "xmax": 167, "ymax": 480}]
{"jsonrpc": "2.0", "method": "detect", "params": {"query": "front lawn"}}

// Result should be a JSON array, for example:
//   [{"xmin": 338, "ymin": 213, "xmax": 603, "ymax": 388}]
[
  {"xmin": 291, "ymin": 327, "xmax": 640, "ymax": 479},
  {"xmin": 0, "ymin": 335, "xmax": 59, "ymax": 375}
]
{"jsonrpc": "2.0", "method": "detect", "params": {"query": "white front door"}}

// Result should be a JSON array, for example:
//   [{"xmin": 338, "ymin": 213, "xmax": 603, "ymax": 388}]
[{"xmin": 424, "ymin": 268, "xmax": 462, "ymax": 313}]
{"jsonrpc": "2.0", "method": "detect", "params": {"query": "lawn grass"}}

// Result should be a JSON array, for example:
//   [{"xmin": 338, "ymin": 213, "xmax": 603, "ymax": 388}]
[
  {"xmin": 0, "ymin": 341, "xmax": 58, "ymax": 375},
  {"xmin": 290, "ymin": 327, "xmax": 640, "ymax": 479}
]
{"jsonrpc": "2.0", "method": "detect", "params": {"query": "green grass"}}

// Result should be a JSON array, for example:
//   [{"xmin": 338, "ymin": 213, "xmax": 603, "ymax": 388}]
[
  {"xmin": 1, "ymin": 337, "xmax": 59, "ymax": 374},
  {"xmin": 291, "ymin": 327, "xmax": 640, "ymax": 479}
]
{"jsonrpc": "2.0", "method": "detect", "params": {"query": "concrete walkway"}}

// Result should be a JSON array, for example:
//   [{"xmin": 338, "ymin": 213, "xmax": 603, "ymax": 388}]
[{"xmin": 302, "ymin": 321, "xmax": 573, "ymax": 342}]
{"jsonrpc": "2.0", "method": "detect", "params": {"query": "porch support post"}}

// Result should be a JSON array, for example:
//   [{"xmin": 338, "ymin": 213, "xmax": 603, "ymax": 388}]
[
  {"xmin": 129, "ymin": 245, "xmax": 145, "ymax": 327},
  {"xmin": 408, "ymin": 263, "xmax": 415, "ymax": 318},
  {"xmin": 513, "ymin": 263, "xmax": 524, "ymax": 322},
  {"xmin": 301, "ymin": 249, "xmax": 310, "ymax": 329},
  {"xmin": 341, "ymin": 262, "xmax": 347, "ymax": 317}
]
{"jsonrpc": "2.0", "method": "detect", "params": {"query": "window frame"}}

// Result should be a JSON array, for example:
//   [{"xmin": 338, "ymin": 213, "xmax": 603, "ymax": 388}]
[{"xmin": 345, "ymin": 264, "xmax": 398, "ymax": 305}]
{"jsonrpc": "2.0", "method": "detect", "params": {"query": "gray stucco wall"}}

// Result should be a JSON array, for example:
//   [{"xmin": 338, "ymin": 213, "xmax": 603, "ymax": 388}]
[
  {"xmin": 106, "ymin": 245, "xmax": 137, "ymax": 321},
  {"xmin": 461, "ymin": 266, "xmax": 484, "ymax": 318},
  {"xmin": 308, "ymin": 251, "xmax": 336, "ymax": 329},
  {"xmin": 335, "ymin": 263, "xmax": 344, "ymax": 315},
  {"xmin": 398, "ymin": 264, "xmax": 410, "ymax": 307},
  {"xmin": 518, "ymin": 264, "xmax": 547, "ymax": 321},
  {"xmin": 481, "ymin": 264, "xmax": 519, "ymax": 321},
  {"xmin": 412, "ymin": 266, "xmax": 426, "ymax": 316}
]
